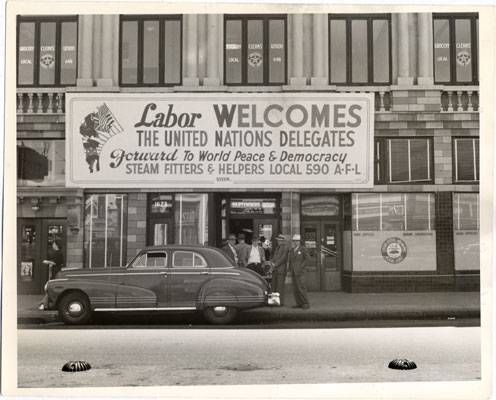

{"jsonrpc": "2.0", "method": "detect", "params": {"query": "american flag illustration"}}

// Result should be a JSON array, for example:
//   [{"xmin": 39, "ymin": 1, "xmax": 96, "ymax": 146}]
[{"xmin": 79, "ymin": 103, "xmax": 124, "ymax": 173}]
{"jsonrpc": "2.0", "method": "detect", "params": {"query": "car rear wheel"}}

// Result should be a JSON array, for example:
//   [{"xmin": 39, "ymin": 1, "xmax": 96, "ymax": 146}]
[
  {"xmin": 58, "ymin": 292, "xmax": 92, "ymax": 325},
  {"xmin": 203, "ymin": 306, "xmax": 238, "ymax": 325}
]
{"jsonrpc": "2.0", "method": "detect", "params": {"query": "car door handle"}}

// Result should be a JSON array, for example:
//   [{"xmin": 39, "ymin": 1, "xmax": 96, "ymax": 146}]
[
  {"xmin": 161, "ymin": 272, "xmax": 168, "ymax": 278},
  {"xmin": 200, "ymin": 271, "xmax": 209, "ymax": 275}
]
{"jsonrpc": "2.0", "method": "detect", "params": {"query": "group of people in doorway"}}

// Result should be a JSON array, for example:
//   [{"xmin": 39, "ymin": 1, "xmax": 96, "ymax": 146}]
[{"xmin": 221, "ymin": 233, "xmax": 310, "ymax": 309}]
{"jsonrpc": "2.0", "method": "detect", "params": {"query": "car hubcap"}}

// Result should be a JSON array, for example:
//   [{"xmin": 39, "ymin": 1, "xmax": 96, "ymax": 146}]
[
  {"xmin": 68, "ymin": 302, "xmax": 83, "ymax": 315},
  {"xmin": 213, "ymin": 306, "xmax": 227, "ymax": 315}
]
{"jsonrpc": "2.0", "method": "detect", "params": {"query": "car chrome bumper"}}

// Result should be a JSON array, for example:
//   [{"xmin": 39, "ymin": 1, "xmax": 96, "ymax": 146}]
[
  {"xmin": 267, "ymin": 292, "xmax": 281, "ymax": 306},
  {"xmin": 38, "ymin": 294, "xmax": 49, "ymax": 311}
]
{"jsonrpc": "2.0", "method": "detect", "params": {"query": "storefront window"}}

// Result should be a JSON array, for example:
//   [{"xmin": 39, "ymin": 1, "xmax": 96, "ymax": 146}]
[
  {"xmin": 174, "ymin": 194, "xmax": 208, "ymax": 245},
  {"xmin": 453, "ymin": 193, "xmax": 479, "ymax": 270},
  {"xmin": 352, "ymin": 193, "xmax": 434, "ymax": 231},
  {"xmin": 17, "ymin": 17, "xmax": 78, "ymax": 86},
  {"xmin": 433, "ymin": 14, "xmax": 478, "ymax": 84},
  {"xmin": 17, "ymin": 140, "xmax": 65, "ymax": 186},
  {"xmin": 84, "ymin": 194, "xmax": 127, "ymax": 268},
  {"xmin": 375, "ymin": 138, "xmax": 432, "ymax": 184},
  {"xmin": 224, "ymin": 15, "xmax": 286, "ymax": 85},
  {"xmin": 453, "ymin": 137, "xmax": 479, "ymax": 182},
  {"xmin": 329, "ymin": 14, "xmax": 391, "ymax": 85},
  {"xmin": 120, "ymin": 15, "xmax": 182, "ymax": 86}
]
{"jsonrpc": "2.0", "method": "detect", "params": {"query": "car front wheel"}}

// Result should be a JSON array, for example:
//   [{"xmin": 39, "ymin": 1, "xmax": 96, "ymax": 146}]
[
  {"xmin": 58, "ymin": 292, "xmax": 92, "ymax": 325},
  {"xmin": 203, "ymin": 306, "xmax": 238, "ymax": 325}
]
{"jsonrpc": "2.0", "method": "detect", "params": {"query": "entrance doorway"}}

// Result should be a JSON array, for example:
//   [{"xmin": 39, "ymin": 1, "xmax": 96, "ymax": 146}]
[
  {"xmin": 17, "ymin": 218, "xmax": 66, "ymax": 294},
  {"xmin": 302, "ymin": 220, "xmax": 342, "ymax": 291}
]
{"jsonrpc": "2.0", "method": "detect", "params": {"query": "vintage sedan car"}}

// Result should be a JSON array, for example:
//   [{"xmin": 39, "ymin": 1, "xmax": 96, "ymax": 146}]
[{"xmin": 40, "ymin": 245, "xmax": 280, "ymax": 325}]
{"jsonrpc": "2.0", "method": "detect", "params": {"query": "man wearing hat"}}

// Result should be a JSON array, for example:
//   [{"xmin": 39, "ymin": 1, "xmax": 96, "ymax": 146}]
[
  {"xmin": 235, "ymin": 233, "xmax": 251, "ymax": 268},
  {"xmin": 270, "ymin": 234, "xmax": 290, "ymax": 306},
  {"xmin": 221, "ymin": 233, "xmax": 239, "ymax": 265},
  {"xmin": 288, "ymin": 234, "xmax": 310, "ymax": 309}
]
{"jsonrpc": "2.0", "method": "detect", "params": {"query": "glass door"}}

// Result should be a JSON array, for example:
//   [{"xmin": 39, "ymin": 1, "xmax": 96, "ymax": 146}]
[{"xmin": 301, "ymin": 221, "xmax": 342, "ymax": 291}]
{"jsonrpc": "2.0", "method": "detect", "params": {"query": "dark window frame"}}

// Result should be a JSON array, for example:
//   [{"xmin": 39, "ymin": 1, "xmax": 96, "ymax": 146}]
[
  {"xmin": 452, "ymin": 136, "xmax": 479, "ymax": 183},
  {"xmin": 223, "ymin": 14, "xmax": 288, "ymax": 86},
  {"xmin": 433, "ymin": 13, "xmax": 479, "ymax": 85},
  {"xmin": 16, "ymin": 15, "xmax": 78, "ymax": 87},
  {"xmin": 328, "ymin": 13, "xmax": 392, "ymax": 86},
  {"xmin": 375, "ymin": 137, "xmax": 434, "ymax": 185},
  {"xmin": 119, "ymin": 14, "xmax": 183, "ymax": 87}
]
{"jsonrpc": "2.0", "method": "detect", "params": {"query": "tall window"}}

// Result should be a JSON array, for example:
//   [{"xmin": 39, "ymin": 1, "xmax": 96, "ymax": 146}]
[
  {"xmin": 17, "ymin": 139, "xmax": 65, "ymax": 186},
  {"xmin": 375, "ymin": 138, "xmax": 433, "ymax": 184},
  {"xmin": 453, "ymin": 137, "xmax": 479, "ymax": 183},
  {"xmin": 17, "ymin": 16, "xmax": 78, "ymax": 86},
  {"xmin": 84, "ymin": 194, "xmax": 127, "ymax": 268},
  {"xmin": 174, "ymin": 194, "xmax": 208, "ymax": 245},
  {"xmin": 328, "ymin": 14, "xmax": 391, "ymax": 85},
  {"xmin": 352, "ymin": 193, "xmax": 435, "ymax": 231},
  {"xmin": 120, "ymin": 15, "xmax": 182, "ymax": 86},
  {"xmin": 224, "ymin": 15, "xmax": 287, "ymax": 85},
  {"xmin": 433, "ymin": 14, "xmax": 478, "ymax": 84}
]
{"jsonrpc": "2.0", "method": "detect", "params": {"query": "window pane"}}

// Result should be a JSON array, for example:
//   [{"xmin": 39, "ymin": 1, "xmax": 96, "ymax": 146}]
[
  {"xmin": 453, "ymin": 193, "xmax": 479, "ymax": 230},
  {"xmin": 455, "ymin": 19, "xmax": 473, "ymax": 82},
  {"xmin": 373, "ymin": 20, "xmax": 389, "ymax": 83},
  {"xmin": 18, "ymin": 22, "xmax": 35, "ymax": 85},
  {"xmin": 389, "ymin": 140, "xmax": 409, "ymax": 182},
  {"xmin": 382, "ymin": 194, "xmax": 406, "ymax": 231},
  {"xmin": 164, "ymin": 19, "xmax": 181, "ymax": 84},
  {"xmin": 456, "ymin": 139, "xmax": 475, "ymax": 181},
  {"xmin": 174, "ymin": 251, "xmax": 194, "ymax": 267},
  {"xmin": 17, "ymin": 140, "xmax": 65, "ymax": 186},
  {"xmin": 60, "ymin": 21, "xmax": 77, "ymax": 85},
  {"xmin": 434, "ymin": 19, "xmax": 451, "ymax": 83},
  {"xmin": 84, "ymin": 194, "xmax": 127, "ymax": 268},
  {"xmin": 143, "ymin": 20, "xmax": 160, "ymax": 83},
  {"xmin": 352, "ymin": 193, "xmax": 380, "ymax": 231},
  {"xmin": 247, "ymin": 19, "xmax": 264, "ymax": 84},
  {"xmin": 329, "ymin": 20, "xmax": 347, "ymax": 83},
  {"xmin": 406, "ymin": 193, "xmax": 433, "ymax": 230},
  {"xmin": 268, "ymin": 19, "xmax": 285, "ymax": 83},
  {"xmin": 121, "ymin": 21, "xmax": 138, "ymax": 84},
  {"xmin": 351, "ymin": 20, "xmax": 367, "ymax": 83},
  {"xmin": 410, "ymin": 139, "xmax": 430, "ymax": 181},
  {"xmin": 174, "ymin": 194, "xmax": 208, "ymax": 245},
  {"xmin": 39, "ymin": 22, "xmax": 56, "ymax": 85},
  {"xmin": 225, "ymin": 20, "xmax": 242, "ymax": 84}
]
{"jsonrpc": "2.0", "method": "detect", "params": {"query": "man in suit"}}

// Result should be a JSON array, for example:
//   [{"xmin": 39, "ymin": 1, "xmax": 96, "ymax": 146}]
[
  {"xmin": 246, "ymin": 237, "xmax": 266, "ymax": 275},
  {"xmin": 270, "ymin": 234, "xmax": 290, "ymax": 306},
  {"xmin": 288, "ymin": 234, "xmax": 310, "ymax": 309},
  {"xmin": 221, "ymin": 233, "xmax": 238, "ymax": 265},
  {"xmin": 235, "ymin": 233, "xmax": 251, "ymax": 268}
]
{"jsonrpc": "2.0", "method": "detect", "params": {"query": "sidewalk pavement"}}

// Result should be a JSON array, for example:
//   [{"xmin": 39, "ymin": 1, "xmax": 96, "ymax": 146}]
[{"xmin": 17, "ymin": 290, "xmax": 480, "ymax": 324}]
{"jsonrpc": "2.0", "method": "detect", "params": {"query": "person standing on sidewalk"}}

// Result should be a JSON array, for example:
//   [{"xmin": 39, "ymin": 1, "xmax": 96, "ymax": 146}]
[
  {"xmin": 247, "ymin": 237, "xmax": 265, "ymax": 275},
  {"xmin": 222, "ymin": 233, "xmax": 239, "ymax": 265},
  {"xmin": 271, "ymin": 234, "xmax": 290, "ymax": 306},
  {"xmin": 288, "ymin": 234, "xmax": 310, "ymax": 309},
  {"xmin": 235, "ymin": 233, "xmax": 251, "ymax": 268}
]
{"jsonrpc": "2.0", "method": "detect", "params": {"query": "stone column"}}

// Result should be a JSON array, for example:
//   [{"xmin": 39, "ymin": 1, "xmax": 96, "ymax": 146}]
[
  {"xmin": 311, "ymin": 14, "xmax": 327, "ymax": 86},
  {"xmin": 290, "ymin": 14, "xmax": 306, "ymax": 86},
  {"xmin": 418, "ymin": 13, "xmax": 434, "ymax": 85},
  {"xmin": 97, "ymin": 14, "xmax": 115, "ymax": 87},
  {"xmin": 397, "ymin": 13, "xmax": 414, "ymax": 85},
  {"xmin": 204, "ymin": 14, "xmax": 220, "ymax": 86},
  {"xmin": 77, "ymin": 15, "xmax": 94, "ymax": 86},
  {"xmin": 184, "ymin": 14, "xmax": 199, "ymax": 86}
]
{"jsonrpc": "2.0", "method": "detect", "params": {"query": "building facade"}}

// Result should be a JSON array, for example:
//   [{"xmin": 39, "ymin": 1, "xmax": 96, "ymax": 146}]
[{"xmin": 16, "ymin": 12, "xmax": 480, "ymax": 294}]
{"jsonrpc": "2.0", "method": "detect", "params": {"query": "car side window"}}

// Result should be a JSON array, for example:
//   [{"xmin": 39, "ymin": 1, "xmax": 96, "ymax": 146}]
[
  {"xmin": 173, "ymin": 251, "xmax": 207, "ymax": 268},
  {"xmin": 130, "ymin": 252, "xmax": 167, "ymax": 268}
]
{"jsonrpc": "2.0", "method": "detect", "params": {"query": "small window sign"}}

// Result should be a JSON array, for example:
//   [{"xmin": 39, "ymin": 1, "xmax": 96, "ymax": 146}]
[{"xmin": 21, "ymin": 261, "xmax": 34, "ymax": 281}]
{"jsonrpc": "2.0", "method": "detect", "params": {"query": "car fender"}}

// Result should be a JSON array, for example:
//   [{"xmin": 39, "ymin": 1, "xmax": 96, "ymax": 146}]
[
  {"xmin": 47, "ymin": 278, "xmax": 119, "ymax": 310},
  {"xmin": 197, "ymin": 277, "xmax": 266, "ymax": 310}
]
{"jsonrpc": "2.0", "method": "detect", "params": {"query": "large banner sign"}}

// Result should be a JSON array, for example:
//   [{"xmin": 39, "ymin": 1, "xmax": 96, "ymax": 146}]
[{"xmin": 66, "ymin": 93, "xmax": 374, "ymax": 188}]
